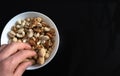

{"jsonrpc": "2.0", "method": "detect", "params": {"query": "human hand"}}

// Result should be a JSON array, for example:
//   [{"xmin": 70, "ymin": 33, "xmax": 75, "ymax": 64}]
[{"xmin": 0, "ymin": 42, "xmax": 36, "ymax": 76}]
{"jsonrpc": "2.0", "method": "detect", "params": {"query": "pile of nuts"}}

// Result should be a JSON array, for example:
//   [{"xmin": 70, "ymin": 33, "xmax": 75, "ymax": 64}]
[{"xmin": 8, "ymin": 17, "xmax": 55, "ymax": 65}]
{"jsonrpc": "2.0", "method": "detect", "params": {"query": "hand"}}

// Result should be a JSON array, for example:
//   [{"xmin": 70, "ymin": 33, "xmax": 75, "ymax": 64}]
[{"xmin": 0, "ymin": 42, "xmax": 36, "ymax": 76}]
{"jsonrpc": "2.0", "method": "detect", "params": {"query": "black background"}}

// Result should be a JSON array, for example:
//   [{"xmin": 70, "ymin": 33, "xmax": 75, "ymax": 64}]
[{"xmin": 0, "ymin": 1, "xmax": 119, "ymax": 76}]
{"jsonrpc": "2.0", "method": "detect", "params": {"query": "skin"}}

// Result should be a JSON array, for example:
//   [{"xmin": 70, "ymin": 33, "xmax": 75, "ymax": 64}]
[{"xmin": 0, "ymin": 42, "xmax": 36, "ymax": 76}]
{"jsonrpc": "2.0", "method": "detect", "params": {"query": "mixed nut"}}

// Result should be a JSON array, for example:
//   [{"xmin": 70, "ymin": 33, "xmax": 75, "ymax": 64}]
[{"xmin": 8, "ymin": 17, "xmax": 55, "ymax": 65}]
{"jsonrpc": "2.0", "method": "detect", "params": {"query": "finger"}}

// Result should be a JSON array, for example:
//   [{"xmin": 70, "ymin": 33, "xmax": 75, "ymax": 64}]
[
  {"xmin": 0, "ymin": 44, "xmax": 8, "ymax": 61},
  {"xmin": 6, "ymin": 49, "xmax": 36, "ymax": 69},
  {"xmin": 0, "ymin": 42, "xmax": 31, "ymax": 60},
  {"xmin": 0, "ymin": 44, "xmax": 8, "ymax": 52},
  {"xmin": 14, "ymin": 61, "xmax": 32, "ymax": 76}
]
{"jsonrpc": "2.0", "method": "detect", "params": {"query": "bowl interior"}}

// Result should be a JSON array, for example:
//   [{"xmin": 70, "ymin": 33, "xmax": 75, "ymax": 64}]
[{"xmin": 1, "ymin": 11, "xmax": 59, "ymax": 70}]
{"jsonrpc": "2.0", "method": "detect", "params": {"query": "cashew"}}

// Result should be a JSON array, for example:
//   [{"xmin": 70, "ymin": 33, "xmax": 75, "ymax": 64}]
[
  {"xmin": 37, "ymin": 57, "xmax": 45, "ymax": 65},
  {"xmin": 17, "ymin": 39, "xmax": 22, "ymax": 42},
  {"xmin": 26, "ymin": 18, "xmax": 30, "ymax": 22},
  {"xmin": 16, "ymin": 20, "xmax": 21, "ymax": 24},
  {"xmin": 8, "ymin": 31, "xmax": 16, "ymax": 38},
  {"xmin": 45, "ymin": 52, "xmax": 50, "ymax": 59},
  {"xmin": 37, "ymin": 40, "xmax": 41, "ymax": 45},
  {"xmin": 21, "ymin": 20, "xmax": 26, "ymax": 27},
  {"xmin": 44, "ymin": 27, "xmax": 50, "ymax": 31},
  {"xmin": 42, "ymin": 35, "xmax": 50, "ymax": 40},
  {"xmin": 12, "ymin": 37, "xmax": 17, "ymax": 42},
  {"xmin": 45, "ymin": 35, "xmax": 50, "ymax": 40},
  {"xmin": 22, "ymin": 39, "xmax": 27, "ymax": 43},
  {"xmin": 38, "ymin": 48, "xmax": 47, "ymax": 57},
  {"xmin": 37, "ymin": 23, "xmax": 42, "ymax": 27},
  {"xmin": 34, "ymin": 33, "xmax": 40, "ymax": 38},
  {"xmin": 16, "ymin": 28, "xmax": 25, "ymax": 38},
  {"xmin": 36, "ymin": 17, "xmax": 42, "ymax": 22},
  {"xmin": 16, "ymin": 33, "xmax": 25, "ymax": 38},
  {"xmin": 18, "ymin": 28, "xmax": 24, "ymax": 32},
  {"xmin": 40, "ymin": 35, "xmax": 44, "ymax": 38},
  {"xmin": 27, "ymin": 29, "xmax": 33, "ymax": 38},
  {"xmin": 16, "ymin": 25, "xmax": 21, "ymax": 28},
  {"xmin": 40, "ymin": 35, "xmax": 49, "ymax": 44}
]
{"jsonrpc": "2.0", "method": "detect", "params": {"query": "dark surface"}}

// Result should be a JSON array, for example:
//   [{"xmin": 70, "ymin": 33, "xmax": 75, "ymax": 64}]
[{"xmin": 0, "ymin": 1, "xmax": 119, "ymax": 76}]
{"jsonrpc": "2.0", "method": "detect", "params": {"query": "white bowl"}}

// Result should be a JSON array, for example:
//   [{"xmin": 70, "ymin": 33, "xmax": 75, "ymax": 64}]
[{"xmin": 0, "ymin": 11, "xmax": 60, "ymax": 70}]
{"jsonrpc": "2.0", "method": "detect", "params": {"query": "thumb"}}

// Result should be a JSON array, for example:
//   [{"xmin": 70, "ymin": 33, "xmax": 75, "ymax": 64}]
[{"xmin": 14, "ymin": 61, "xmax": 32, "ymax": 76}]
